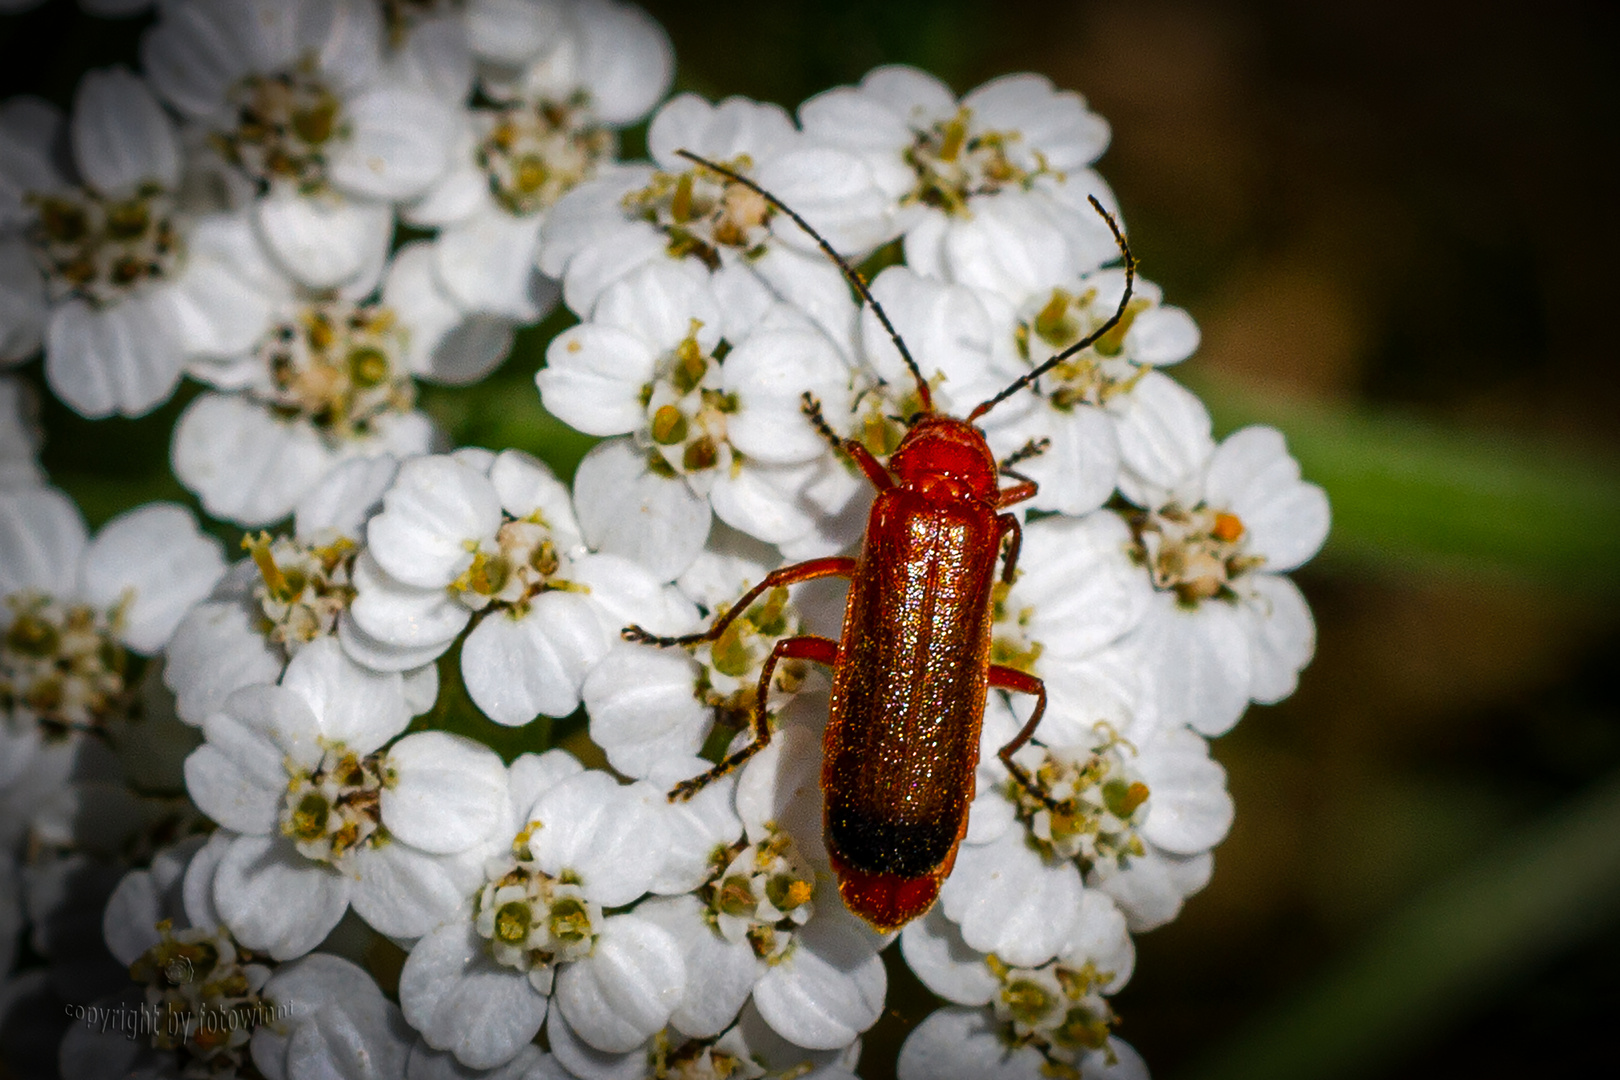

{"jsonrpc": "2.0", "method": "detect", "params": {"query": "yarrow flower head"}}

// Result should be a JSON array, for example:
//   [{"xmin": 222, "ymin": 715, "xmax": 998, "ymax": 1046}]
[
  {"xmin": 4, "ymin": 17, "xmax": 1340, "ymax": 1079},
  {"xmin": 2, "ymin": 488, "xmax": 224, "ymax": 741},
  {"xmin": 0, "ymin": 71, "xmax": 277, "ymax": 417}
]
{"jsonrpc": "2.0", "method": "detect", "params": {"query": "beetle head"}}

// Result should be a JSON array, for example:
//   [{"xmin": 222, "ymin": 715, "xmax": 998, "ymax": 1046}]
[{"xmin": 889, "ymin": 415, "xmax": 999, "ymax": 502}]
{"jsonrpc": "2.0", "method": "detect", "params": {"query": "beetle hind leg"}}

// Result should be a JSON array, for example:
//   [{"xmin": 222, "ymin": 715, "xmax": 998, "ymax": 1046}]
[
  {"xmin": 668, "ymin": 634, "xmax": 839, "ymax": 802},
  {"xmin": 988, "ymin": 664, "xmax": 1061, "ymax": 812}
]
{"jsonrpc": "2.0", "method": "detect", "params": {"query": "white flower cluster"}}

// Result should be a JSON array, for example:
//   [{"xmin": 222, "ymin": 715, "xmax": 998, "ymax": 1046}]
[{"xmin": 0, "ymin": 2, "xmax": 1330, "ymax": 1079}]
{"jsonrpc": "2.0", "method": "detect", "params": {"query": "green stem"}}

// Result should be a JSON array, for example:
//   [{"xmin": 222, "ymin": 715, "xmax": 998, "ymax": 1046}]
[{"xmin": 1182, "ymin": 770, "xmax": 1620, "ymax": 1080}]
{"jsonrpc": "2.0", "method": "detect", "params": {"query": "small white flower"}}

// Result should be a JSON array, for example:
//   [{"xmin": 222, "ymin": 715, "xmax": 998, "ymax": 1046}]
[
  {"xmin": 182, "ymin": 638, "xmax": 508, "ymax": 956},
  {"xmin": 163, "ymin": 455, "xmax": 408, "ymax": 728},
  {"xmin": 142, "ymin": 0, "xmax": 461, "ymax": 292},
  {"xmin": 169, "ymin": 232, "xmax": 528, "ymax": 526},
  {"xmin": 399, "ymin": 765, "xmax": 678, "ymax": 1068},
  {"xmin": 0, "ymin": 71, "xmax": 264, "ymax": 416},
  {"xmin": 985, "ymin": 270, "xmax": 1202, "ymax": 516},
  {"xmin": 411, "ymin": 0, "xmax": 675, "ymax": 328},
  {"xmin": 469, "ymin": 0, "xmax": 673, "ymax": 124},
  {"xmin": 1120, "ymin": 423, "xmax": 1329, "ymax": 735},
  {"xmin": 800, "ymin": 66, "xmax": 1118, "ymax": 302},
  {"xmin": 2, "ymin": 488, "xmax": 224, "ymax": 744},
  {"xmin": 582, "ymin": 576, "xmax": 812, "ymax": 781},
  {"xmin": 543, "ymin": 260, "xmax": 862, "ymax": 555},
  {"xmin": 897, "ymin": 1005, "xmax": 1148, "ymax": 1080},
  {"xmin": 349, "ymin": 449, "xmax": 692, "ymax": 725},
  {"xmin": 63, "ymin": 836, "xmax": 277, "ymax": 1080},
  {"xmin": 540, "ymin": 92, "xmax": 889, "ymax": 316},
  {"xmin": 898, "ymin": 891, "xmax": 1135, "ymax": 1077}
]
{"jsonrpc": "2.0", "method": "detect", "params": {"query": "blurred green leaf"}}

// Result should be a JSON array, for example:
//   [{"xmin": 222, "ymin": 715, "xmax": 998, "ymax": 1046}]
[
  {"xmin": 1182, "ymin": 768, "xmax": 1620, "ymax": 1080},
  {"xmin": 1194, "ymin": 376, "xmax": 1620, "ymax": 591}
]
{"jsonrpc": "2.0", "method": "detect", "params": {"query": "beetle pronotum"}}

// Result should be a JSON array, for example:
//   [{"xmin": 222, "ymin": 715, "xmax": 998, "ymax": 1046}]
[{"xmin": 625, "ymin": 149, "xmax": 1134, "ymax": 932}]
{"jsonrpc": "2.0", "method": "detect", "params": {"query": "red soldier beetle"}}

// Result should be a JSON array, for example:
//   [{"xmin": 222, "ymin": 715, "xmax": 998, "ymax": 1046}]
[{"xmin": 623, "ymin": 149, "xmax": 1134, "ymax": 932}]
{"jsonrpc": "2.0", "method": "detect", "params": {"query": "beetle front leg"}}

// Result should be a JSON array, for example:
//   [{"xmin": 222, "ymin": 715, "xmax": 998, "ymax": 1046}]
[
  {"xmin": 988, "ymin": 664, "xmax": 1060, "ymax": 811},
  {"xmin": 802, "ymin": 392, "xmax": 893, "ymax": 491},
  {"xmin": 623, "ymin": 557, "xmax": 854, "ymax": 647},
  {"xmin": 669, "ymin": 634, "xmax": 839, "ymax": 802}
]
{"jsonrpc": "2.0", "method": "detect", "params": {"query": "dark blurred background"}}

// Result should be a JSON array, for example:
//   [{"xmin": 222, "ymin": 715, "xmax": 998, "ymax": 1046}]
[{"xmin": 5, "ymin": 1, "xmax": 1619, "ymax": 1077}]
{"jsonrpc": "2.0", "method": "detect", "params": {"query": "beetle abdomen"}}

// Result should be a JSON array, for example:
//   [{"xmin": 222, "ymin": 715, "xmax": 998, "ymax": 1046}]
[{"xmin": 825, "ymin": 802, "xmax": 958, "ymax": 876}]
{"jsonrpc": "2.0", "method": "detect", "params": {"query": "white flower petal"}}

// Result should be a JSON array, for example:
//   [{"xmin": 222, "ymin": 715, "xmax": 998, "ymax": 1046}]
[
  {"xmin": 0, "ymin": 238, "xmax": 46, "ymax": 362},
  {"xmin": 898, "ymin": 905, "xmax": 998, "ymax": 1007},
  {"xmin": 72, "ymin": 66, "xmax": 180, "ymax": 193},
  {"xmin": 383, "ymin": 731, "xmax": 508, "ymax": 854},
  {"xmin": 255, "ymin": 192, "xmax": 393, "ymax": 293},
  {"xmin": 347, "ymin": 550, "xmax": 470, "ymax": 656},
  {"xmin": 1204, "ymin": 426, "xmax": 1330, "ymax": 572},
  {"xmin": 554, "ymin": 913, "xmax": 686, "ymax": 1053},
  {"xmin": 573, "ymin": 0, "xmax": 673, "ymax": 125},
  {"xmin": 1013, "ymin": 512, "xmax": 1150, "ymax": 659},
  {"xmin": 647, "ymin": 94, "xmax": 795, "ymax": 171},
  {"xmin": 752, "ymin": 916, "xmax": 885, "ymax": 1050},
  {"xmin": 1062, "ymin": 890, "xmax": 1135, "ymax": 994},
  {"xmin": 400, "ymin": 920, "xmax": 548, "ymax": 1071},
  {"xmin": 939, "ymin": 833, "xmax": 1082, "ymax": 967},
  {"xmin": 462, "ymin": 594, "xmax": 608, "ymax": 725},
  {"xmin": 330, "ymin": 87, "xmax": 456, "ymax": 201},
  {"xmin": 1243, "ymin": 573, "xmax": 1316, "ymax": 704},
  {"xmin": 1126, "ymin": 304, "xmax": 1199, "ymax": 366},
  {"xmin": 624, "ymin": 895, "xmax": 758, "ymax": 1039},
  {"xmin": 582, "ymin": 642, "xmax": 709, "ymax": 779},
  {"xmin": 261, "ymin": 951, "xmax": 411, "ymax": 1080},
  {"xmin": 723, "ymin": 329, "xmax": 852, "ymax": 464},
  {"xmin": 369, "ymin": 455, "xmax": 501, "ymax": 588},
  {"xmin": 529, "ymin": 771, "xmax": 665, "ymax": 906},
  {"xmin": 170, "ymin": 393, "xmax": 333, "ymax": 526},
  {"xmin": 896, "ymin": 1006, "xmax": 1044, "ymax": 1080},
  {"xmin": 45, "ymin": 294, "xmax": 183, "ymax": 418},
  {"xmin": 1136, "ymin": 727, "xmax": 1233, "ymax": 856},
  {"xmin": 281, "ymin": 636, "xmax": 410, "ymax": 753},
  {"xmin": 1139, "ymin": 595, "xmax": 1252, "ymax": 737},
  {"xmin": 80, "ymin": 502, "xmax": 224, "ymax": 653},
  {"xmin": 349, "ymin": 841, "xmax": 477, "ymax": 940},
  {"xmin": 0, "ymin": 485, "xmax": 86, "ymax": 597},
  {"xmin": 572, "ymin": 437, "xmax": 711, "ymax": 581},
  {"xmin": 214, "ymin": 834, "xmax": 351, "ymax": 960},
  {"xmin": 434, "ymin": 206, "xmax": 553, "ymax": 321},
  {"xmin": 987, "ymin": 403, "xmax": 1120, "ymax": 517},
  {"xmin": 295, "ymin": 454, "xmax": 399, "ymax": 541},
  {"xmin": 1091, "ymin": 848, "xmax": 1213, "ymax": 933},
  {"xmin": 1112, "ymin": 371, "xmax": 1214, "ymax": 507},
  {"xmin": 941, "ymin": 191, "xmax": 1075, "ymax": 302}
]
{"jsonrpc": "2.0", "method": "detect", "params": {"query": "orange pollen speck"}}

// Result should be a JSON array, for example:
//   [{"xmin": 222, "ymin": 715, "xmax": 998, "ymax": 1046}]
[{"xmin": 1212, "ymin": 511, "xmax": 1245, "ymax": 543}]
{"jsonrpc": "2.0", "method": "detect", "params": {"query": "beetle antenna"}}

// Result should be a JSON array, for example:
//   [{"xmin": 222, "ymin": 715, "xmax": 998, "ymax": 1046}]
[
  {"xmin": 675, "ymin": 149, "xmax": 934, "ymax": 414},
  {"xmin": 966, "ymin": 196, "xmax": 1134, "ymax": 423}
]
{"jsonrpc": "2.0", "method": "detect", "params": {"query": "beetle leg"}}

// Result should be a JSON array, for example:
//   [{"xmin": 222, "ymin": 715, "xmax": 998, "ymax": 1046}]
[
  {"xmin": 669, "ymin": 634, "xmax": 839, "ymax": 802},
  {"xmin": 987, "ymin": 665, "xmax": 1061, "ymax": 811},
  {"xmin": 996, "ymin": 475, "xmax": 1038, "ymax": 508},
  {"xmin": 996, "ymin": 513, "xmax": 1024, "ymax": 583},
  {"xmin": 802, "ymin": 392, "xmax": 893, "ymax": 491},
  {"xmin": 623, "ymin": 557, "xmax": 855, "ymax": 646}
]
